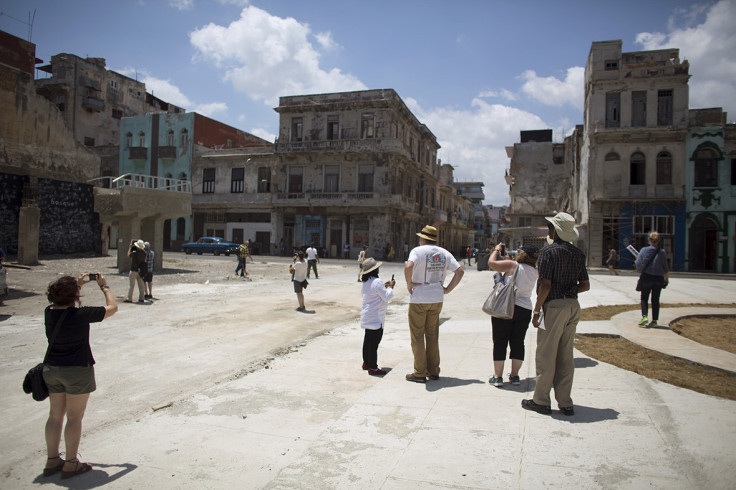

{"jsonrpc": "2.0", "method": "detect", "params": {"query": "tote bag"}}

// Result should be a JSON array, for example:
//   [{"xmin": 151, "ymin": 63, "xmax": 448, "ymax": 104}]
[{"xmin": 482, "ymin": 265, "xmax": 517, "ymax": 319}]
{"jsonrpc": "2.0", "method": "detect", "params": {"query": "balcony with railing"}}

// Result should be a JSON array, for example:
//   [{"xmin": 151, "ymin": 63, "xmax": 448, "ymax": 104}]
[
  {"xmin": 81, "ymin": 96, "xmax": 104, "ymax": 111},
  {"xmin": 128, "ymin": 146, "xmax": 147, "ymax": 160},
  {"xmin": 158, "ymin": 146, "xmax": 177, "ymax": 159}
]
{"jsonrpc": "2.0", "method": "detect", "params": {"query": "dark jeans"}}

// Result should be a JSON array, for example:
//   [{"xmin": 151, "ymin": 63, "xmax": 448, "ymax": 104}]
[
  {"xmin": 307, "ymin": 259, "xmax": 318, "ymax": 278},
  {"xmin": 362, "ymin": 327, "xmax": 384, "ymax": 369},
  {"xmin": 491, "ymin": 306, "xmax": 532, "ymax": 361},
  {"xmin": 641, "ymin": 286, "xmax": 663, "ymax": 321}
]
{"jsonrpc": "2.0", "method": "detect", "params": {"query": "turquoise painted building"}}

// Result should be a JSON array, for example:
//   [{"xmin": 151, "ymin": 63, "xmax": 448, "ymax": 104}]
[{"xmin": 685, "ymin": 109, "xmax": 736, "ymax": 272}]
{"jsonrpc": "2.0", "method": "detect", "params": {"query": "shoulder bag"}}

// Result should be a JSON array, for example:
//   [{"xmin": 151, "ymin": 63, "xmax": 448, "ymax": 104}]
[
  {"xmin": 482, "ymin": 265, "xmax": 518, "ymax": 319},
  {"xmin": 635, "ymin": 246, "xmax": 662, "ymax": 291},
  {"xmin": 23, "ymin": 309, "xmax": 70, "ymax": 402}
]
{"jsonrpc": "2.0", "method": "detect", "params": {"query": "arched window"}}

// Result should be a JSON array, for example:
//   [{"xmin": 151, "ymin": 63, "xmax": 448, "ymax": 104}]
[
  {"xmin": 138, "ymin": 132, "xmax": 145, "ymax": 147},
  {"xmin": 630, "ymin": 152, "xmax": 646, "ymax": 185},
  {"xmin": 694, "ymin": 147, "xmax": 718, "ymax": 187},
  {"xmin": 605, "ymin": 151, "xmax": 620, "ymax": 161},
  {"xmin": 656, "ymin": 152, "xmax": 672, "ymax": 184}
]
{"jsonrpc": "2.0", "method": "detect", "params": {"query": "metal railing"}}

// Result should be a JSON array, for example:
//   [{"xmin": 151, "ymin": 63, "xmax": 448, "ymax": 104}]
[{"xmin": 88, "ymin": 173, "xmax": 192, "ymax": 193}]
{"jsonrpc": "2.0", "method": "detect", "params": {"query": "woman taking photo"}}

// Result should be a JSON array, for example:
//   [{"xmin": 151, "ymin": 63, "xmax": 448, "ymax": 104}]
[
  {"xmin": 635, "ymin": 231, "xmax": 669, "ymax": 328},
  {"xmin": 42, "ymin": 272, "xmax": 117, "ymax": 479},
  {"xmin": 487, "ymin": 244, "xmax": 539, "ymax": 387}
]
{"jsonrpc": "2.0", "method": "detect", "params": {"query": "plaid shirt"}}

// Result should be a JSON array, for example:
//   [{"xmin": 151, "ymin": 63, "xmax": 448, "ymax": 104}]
[
  {"xmin": 145, "ymin": 249, "xmax": 154, "ymax": 271},
  {"xmin": 537, "ymin": 240, "xmax": 588, "ymax": 303}
]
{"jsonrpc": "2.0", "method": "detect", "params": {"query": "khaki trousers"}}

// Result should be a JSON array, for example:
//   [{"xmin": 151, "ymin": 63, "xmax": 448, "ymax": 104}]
[
  {"xmin": 532, "ymin": 298, "xmax": 580, "ymax": 408},
  {"xmin": 128, "ymin": 271, "xmax": 145, "ymax": 301},
  {"xmin": 408, "ymin": 302, "xmax": 443, "ymax": 377}
]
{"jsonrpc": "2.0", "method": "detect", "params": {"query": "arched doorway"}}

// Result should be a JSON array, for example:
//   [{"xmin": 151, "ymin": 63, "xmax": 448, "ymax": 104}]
[{"xmin": 690, "ymin": 215, "xmax": 718, "ymax": 271}]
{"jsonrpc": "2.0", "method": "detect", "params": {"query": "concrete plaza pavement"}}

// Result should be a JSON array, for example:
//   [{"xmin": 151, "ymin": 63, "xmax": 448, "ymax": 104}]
[{"xmin": 1, "ymin": 258, "xmax": 735, "ymax": 488}]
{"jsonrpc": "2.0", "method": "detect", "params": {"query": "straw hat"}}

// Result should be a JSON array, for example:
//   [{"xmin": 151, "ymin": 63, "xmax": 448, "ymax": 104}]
[
  {"xmin": 361, "ymin": 257, "xmax": 382, "ymax": 274},
  {"xmin": 545, "ymin": 212, "xmax": 578, "ymax": 243},
  {"xmin": 416, "ymin": 225, "xmax": 438, "ymax": 242}
]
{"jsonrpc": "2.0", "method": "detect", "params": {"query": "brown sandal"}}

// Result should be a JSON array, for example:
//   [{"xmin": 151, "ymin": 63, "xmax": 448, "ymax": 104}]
[
  {"xmin": 42, "ymin": 456, "xmax": 65, "ymax": 477},
  {"xmin": 61, "ymin": 459, "xmax": 92, "ymax": 479}
]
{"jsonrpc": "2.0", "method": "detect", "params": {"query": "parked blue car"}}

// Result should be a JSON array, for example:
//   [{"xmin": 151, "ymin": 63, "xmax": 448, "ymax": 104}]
[{"xmin": 181, "ymin": 237, "xmax": 239, "ymax": 256}]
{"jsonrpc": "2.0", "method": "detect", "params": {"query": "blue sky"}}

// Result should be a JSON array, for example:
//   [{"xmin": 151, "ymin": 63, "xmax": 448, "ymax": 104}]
[{"xmin": 2, "ymin": 0, "xmax": 735, "ymax": 204}]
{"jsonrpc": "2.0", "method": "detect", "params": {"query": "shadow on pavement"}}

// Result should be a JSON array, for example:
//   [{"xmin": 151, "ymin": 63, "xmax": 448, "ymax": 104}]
[
  {"xmin": 426, "ymin": 377, "xmax": 485, "ymax": 392},
  {"xmin": 551, "ymin": 405, "xmax": 620, "ymax": 423},
  {"xmin": 574, "ymin": 357, "xmax": 599, "ymax": 368},
  {"xmin": 32, "ymin": 462, "xmax": 137, "ymax": 488}
]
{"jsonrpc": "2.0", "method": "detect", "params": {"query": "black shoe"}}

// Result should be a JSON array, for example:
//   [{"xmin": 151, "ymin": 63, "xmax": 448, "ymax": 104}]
[
  {"xmin": 405, "ymin": 373, "xmax": 426, "ymax": 383},
  {"xmin": 428, "ymin": 375, "xmax": 440, "ymax": 380},
  {"xmin": 521, "ymin": 399, "xmax": 552, "ymax": 415},
  {"xmin": 559, "ymin": 406, "xmax": 575, "ymax": 416}
]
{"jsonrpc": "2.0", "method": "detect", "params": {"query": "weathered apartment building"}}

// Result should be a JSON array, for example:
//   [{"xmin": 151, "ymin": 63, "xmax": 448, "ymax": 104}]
[
  {"xmin": 505, "ymin": 40, "xmax": 736, "ymax": 272},
  {"xmin": 192, "ymin": 89, "xmax": 475, "ymax": 258},
  {"xmin": 504, "ymin": 129, "xmax": 570, "ymax": 251},
  {"xmin": 34, "ymin": 52, "xmax": 184, "ymax": 178}
]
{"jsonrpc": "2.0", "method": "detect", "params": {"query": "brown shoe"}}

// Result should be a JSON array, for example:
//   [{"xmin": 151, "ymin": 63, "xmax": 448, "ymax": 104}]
[{"xmin": 405, "ymin": 373, "xmax": 426, "ymax": 383}]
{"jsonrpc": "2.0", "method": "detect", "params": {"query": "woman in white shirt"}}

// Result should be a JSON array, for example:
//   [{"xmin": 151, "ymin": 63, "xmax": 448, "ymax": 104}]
[
  {"xmin": 487, "ymin": 244, "xmax": 540, "ymax": 387},
  {"xmin": 359, "ymin": 257, "xmax": 395, "ymax": 376},
  {"xmin": 291, "ymin": 251, "xmax": 308, "ymax": 312}
]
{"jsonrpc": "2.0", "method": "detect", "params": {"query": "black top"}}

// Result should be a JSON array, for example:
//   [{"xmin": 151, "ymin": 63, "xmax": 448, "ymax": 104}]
[
  {"xmin": 44, "ymin": 306, "xmax": 106, "ymax": 366},
  {"xmin": 537, "ymin": 240, "xmax": 589, "ymax": 303}
]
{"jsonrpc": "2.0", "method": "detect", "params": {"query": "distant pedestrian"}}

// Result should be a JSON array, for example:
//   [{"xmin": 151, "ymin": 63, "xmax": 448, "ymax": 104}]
[
  {"xmin": 143, "ymin": 241, "xmax": 155, "ymax": 299},
  {"xmin": 359, "ymin": 257, "xmax": 395, "ymax": 376},
  {"xmin": 404, "ymin": 225, "xmax": 464, "ymax": 383},
  {"xmin": 343, "ymin": 243, "xmax": 350, "ymax": 259},
  {"xmin": 635, "ymin": 231, "xmax": 669, "ymax": 328},
  {"xmin": 125, "ymin": 239, "xmax": 146, "ymax": 303},
  {"xmin": 522, "ymin": 212, "xmax": 589, "ymax": 417},
  {"xmin": 357, "ymin": 246, "xmax": 367, "ymax": 282},
  {"xmin": 306, "ymin": 243, "xmax": 320, "ymax": 279},
  {"xmin": 235, "ymin": 241, "xmax": 251, "ymax": 277},
  {"xmin": 606, "ymin": 244, "xmax": 619, "ymax": 275},
  {"xmin": 291, "ymin": 251, "xmax": 308, "ymax": 312}
]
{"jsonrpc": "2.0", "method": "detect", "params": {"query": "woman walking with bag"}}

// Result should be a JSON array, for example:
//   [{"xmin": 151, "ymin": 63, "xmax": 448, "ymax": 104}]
[
  {"xmin": 635, "ymin": 231, "xmax": 669, "ymax": 328},
  {"xmin": 487, "ymin": 244, "xmax": 539, "ymax": 387},
  {"xmin": 42, "ymin": 273, "xmax": 117, "ymax": 479}
]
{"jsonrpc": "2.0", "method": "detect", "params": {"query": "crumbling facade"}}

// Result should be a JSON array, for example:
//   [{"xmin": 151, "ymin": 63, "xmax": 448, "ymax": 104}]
[{"xmin": 192, "ymin": 89, "xmax": 474, "ymax": 258}]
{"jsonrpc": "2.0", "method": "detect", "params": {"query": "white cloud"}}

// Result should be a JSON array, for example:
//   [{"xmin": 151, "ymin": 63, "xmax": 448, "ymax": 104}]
[
  {"xmin": 519, "ymin": 66, "xmax": 584, "ymax": 111},
  {"xmin": 635, "ymin": 0, "xmax": 736, "ymax": 118},
  {"xmin": 478, "ymin": 89, "xmax": 517, "ymax": 102},
  {"xmin": 189, "ymin": 5, "xmax": 366, "ymax": 106},
  {"xmin": 169, "ymin": 0, "xmax": 193, "ymax": 11},
  {"xmin": 407, "ymin": 97, "xmax": 547, "ymax": 205}
]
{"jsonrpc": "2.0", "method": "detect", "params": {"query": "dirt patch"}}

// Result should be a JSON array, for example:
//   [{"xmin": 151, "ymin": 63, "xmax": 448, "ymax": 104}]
[
  {"xmin": 580, "ymin": 303, "xmax": 736, "ymax": 321},
  {"xmin": 576, "ymin": 303, "xmax": 736, "ymax": 401},
  {"xmin": 670, "ymin": 315, "xmax": 736, "ymax": 355},
  {"xmin": 574, "ymin": 336, "xmax": 736, "ymax": 401}
]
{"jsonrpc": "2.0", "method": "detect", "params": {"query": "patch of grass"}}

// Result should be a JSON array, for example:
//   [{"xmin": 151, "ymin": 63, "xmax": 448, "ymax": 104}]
[
  {"xmin": 670, "ymin": 315, "xmax": 736, "ymax": 355},
  {"xmin": 574, "ymin": 336, "xmax": 736, "ymax": 401},
  {"xmin": 576, "ymin": 303, "xmax": 736, "ymax": 401}
]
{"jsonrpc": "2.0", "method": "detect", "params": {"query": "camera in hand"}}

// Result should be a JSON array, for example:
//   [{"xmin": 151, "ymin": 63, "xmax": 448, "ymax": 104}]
[{"xmin": 89, "ymin": 273, "xmax": 98, "ymax": 280}]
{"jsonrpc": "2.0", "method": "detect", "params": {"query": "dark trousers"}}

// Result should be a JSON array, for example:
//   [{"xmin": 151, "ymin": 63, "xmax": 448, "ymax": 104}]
[
  {"xmin": 641, "ymin": 286, "xmax": 663, "ymax": 321},
  {"xmin": 362, "ymin": 327, "xmax": 384, "ymax": 369},
  {"xmin": 491, "ymin": 306, "xmax": 532, "ymax": 361},
  {"xmin": 307, "ymin": 259, "xmax": 318, "ymax": 278}
]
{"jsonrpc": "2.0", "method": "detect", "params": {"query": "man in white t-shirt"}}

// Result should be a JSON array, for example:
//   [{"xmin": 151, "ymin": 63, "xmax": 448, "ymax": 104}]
[
  {"xmin": 404, "ymin": 225, "xmax": 465, "ymax": 383},
  {"xmin": 305, "ymin": 243, "xmax": 320, "ymax": 279}
]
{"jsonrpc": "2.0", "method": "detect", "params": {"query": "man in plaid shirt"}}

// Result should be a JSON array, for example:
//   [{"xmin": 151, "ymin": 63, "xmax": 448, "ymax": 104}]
[
  {"xmin": 143, "ymin": 241, "xmax": 155, "ymax": 300},
  {"xmin": 522, "ymin": 212, "xmax": 589, "ymax": 417}
]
